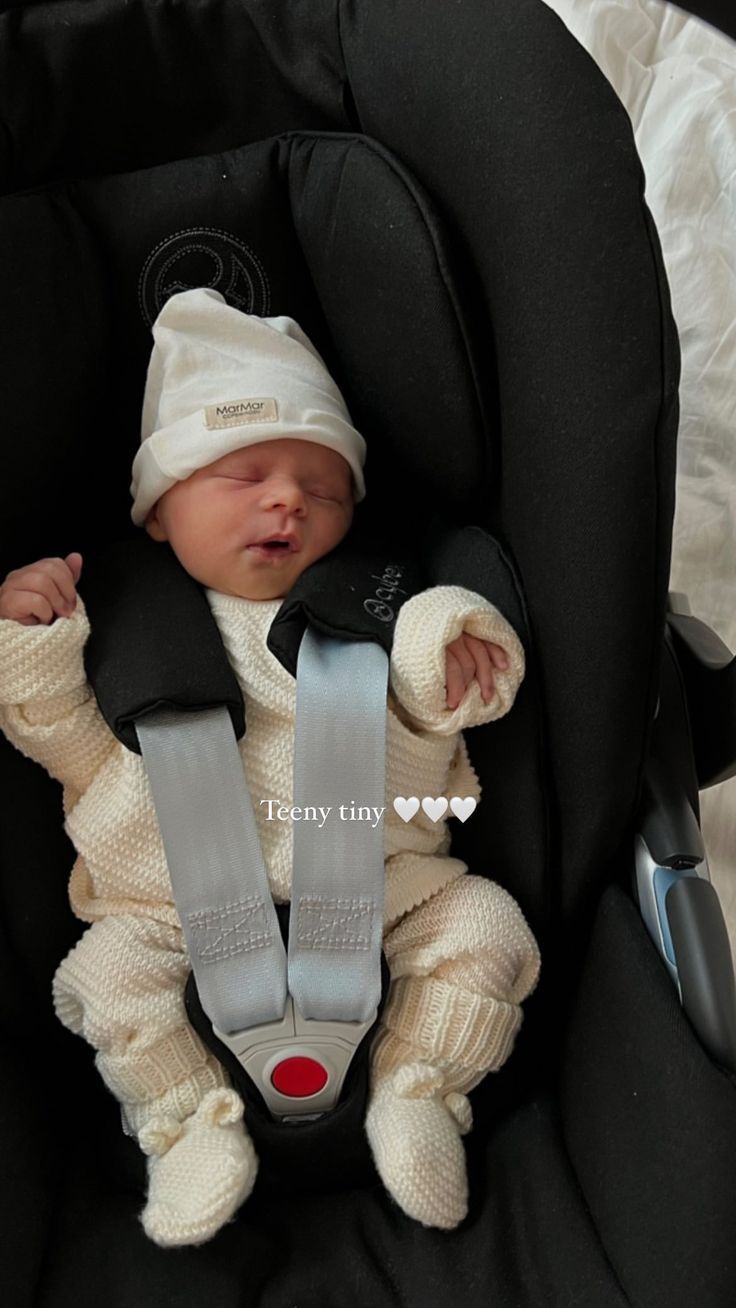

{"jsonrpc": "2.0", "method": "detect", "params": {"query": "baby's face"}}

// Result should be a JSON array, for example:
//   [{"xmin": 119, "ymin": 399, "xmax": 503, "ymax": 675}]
[{"xmin": 145, "ymin": 438, "xmax": 355, "ymax": 599}]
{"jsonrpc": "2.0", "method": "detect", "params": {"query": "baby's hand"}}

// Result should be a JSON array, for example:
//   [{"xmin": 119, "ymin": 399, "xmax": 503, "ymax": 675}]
[
  {"xmin": 0, "ymin": 553, "xmax": 83, "ymax": 626},
  {"xmin": 445, "ymin": 631, "xmax": 508, "ymax": 709}
]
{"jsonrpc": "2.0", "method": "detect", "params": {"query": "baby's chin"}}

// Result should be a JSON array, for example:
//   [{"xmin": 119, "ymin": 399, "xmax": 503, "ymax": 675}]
[{"xmin": 217, "ymin": 549, "xmax": 313, "ymax": 600}]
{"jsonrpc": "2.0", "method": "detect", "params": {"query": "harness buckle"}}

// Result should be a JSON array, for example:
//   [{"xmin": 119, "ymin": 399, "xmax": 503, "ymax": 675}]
[{"xmin": 212, "ymin": 995, "xmax": 379, "ymax": 1120}]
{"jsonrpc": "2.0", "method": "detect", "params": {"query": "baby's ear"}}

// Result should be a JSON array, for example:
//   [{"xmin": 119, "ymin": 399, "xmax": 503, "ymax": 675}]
[{"xmin": 144, "ymin": 505, "xmax": 167, "ymax": 542}]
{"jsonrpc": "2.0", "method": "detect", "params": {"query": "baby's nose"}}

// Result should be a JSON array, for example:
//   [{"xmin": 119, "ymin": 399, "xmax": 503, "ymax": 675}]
[{"xmin": 263, "ymin": 478, "xmax": 305, "ymax": 510}]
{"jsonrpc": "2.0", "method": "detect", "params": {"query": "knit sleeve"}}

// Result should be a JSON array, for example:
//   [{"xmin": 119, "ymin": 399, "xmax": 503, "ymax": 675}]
[
  {"xmin": 0, "ymin": 594, "xmax": 115, "ymax": 792},
  {"xmin": 389, "ymin": 585, "xmax": 525, "ymax": 737}
]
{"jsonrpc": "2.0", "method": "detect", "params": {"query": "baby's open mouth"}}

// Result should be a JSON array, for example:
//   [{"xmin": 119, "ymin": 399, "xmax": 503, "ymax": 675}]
[{"xmin": 247, "ymin": 537, "xmax": 297, "ymax": 558}]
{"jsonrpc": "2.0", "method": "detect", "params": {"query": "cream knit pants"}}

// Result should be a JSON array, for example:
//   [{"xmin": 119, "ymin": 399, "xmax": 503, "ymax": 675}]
[{"xmin": 52, "ymin": 872, "xmax": 539, "ymax": 1231}]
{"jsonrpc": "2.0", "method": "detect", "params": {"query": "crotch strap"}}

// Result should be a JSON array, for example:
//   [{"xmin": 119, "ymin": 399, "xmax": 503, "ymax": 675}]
[{"xmin": 135, "ymin": 626, "xmax": 389, "ymax": 1119}]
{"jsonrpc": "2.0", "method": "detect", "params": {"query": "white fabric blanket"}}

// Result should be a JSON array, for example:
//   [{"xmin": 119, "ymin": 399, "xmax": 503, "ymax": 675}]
[{"xmin": 541, "ymin": 0, "xmax": 736, "ymax": 955}]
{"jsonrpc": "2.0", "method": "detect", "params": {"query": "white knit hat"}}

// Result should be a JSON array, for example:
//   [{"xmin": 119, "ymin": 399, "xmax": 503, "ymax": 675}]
[{"xmin": 130, "ymin": 287, "xmax": 366, "ymax": 526}]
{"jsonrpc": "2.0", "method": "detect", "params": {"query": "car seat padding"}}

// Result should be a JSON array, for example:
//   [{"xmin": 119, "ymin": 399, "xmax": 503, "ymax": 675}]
[{"xmin": 1, "ymin": 3, "xmax": 714, "ymax": 1296}]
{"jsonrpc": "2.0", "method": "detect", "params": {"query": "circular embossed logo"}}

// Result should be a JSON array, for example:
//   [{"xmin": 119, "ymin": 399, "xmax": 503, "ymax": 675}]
[{"xmin": 138, "ymin": 227, "xmax": 271, "ymax": 326}]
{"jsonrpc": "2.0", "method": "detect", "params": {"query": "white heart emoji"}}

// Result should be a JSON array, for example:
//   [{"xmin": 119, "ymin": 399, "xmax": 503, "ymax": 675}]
[
  {"xmin": 449, "ymin": 796, "xmax": 477, "ymax": 823},
  {"xmin": 421, "ymin": 796, "xmax": 449, "ymax": 822},
  {"xmin": 393, "ymin": 796, "xmax": 420, "ymax": 822}
]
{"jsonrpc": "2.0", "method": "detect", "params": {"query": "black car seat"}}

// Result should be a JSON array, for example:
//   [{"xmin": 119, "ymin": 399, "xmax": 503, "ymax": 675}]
[{"xmin": 1, "ymin": 2, "xmax": 735, "ymax": 1306}]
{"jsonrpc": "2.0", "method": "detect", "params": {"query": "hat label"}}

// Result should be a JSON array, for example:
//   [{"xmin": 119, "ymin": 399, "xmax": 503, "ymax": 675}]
[{"xmin": 204, "ymin": 397, "xmax": 279, "ymax": 428}]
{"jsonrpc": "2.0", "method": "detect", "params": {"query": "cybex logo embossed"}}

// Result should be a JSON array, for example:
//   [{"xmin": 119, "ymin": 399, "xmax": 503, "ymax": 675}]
[
  {"xmin": 138, "ymin": 227, "xmax": 272, "ymax": 327},
  {"xmin": 363, "ymin": 564, "xmax": 407, "ymax": 623}
]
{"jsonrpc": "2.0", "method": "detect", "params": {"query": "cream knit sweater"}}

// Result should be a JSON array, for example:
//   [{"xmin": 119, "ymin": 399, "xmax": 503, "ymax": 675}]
[{"xmin": 0, "ymin": 581, "xmax": 539, "ymax": 1105}]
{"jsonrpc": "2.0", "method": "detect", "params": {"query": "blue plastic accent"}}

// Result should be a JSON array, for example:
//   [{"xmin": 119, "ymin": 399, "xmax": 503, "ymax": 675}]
[{"xmin": 654, "ymin": 867, "xmax": 701, "ymax": 965}]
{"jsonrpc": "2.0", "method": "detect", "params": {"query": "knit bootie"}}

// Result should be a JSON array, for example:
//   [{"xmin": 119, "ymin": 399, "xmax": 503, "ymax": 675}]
[
  {"xmin": 364, "ymin": 1063, "xmax": 473, "ymax": 1230},
  {"xmin": 138, "ymin": 1087, "xmax": 258, "ymax": 1247}
]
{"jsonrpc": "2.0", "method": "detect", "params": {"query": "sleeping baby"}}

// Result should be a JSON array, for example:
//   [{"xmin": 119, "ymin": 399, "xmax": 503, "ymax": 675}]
[{"xmin": 0, "ymin": 287, "xmax": 540, "ymax": 1248}]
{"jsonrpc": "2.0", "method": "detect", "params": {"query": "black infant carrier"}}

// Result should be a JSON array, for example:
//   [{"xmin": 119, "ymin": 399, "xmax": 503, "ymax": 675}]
[{"xmin": 2, "ymin": 1, "xmax": 736, "ymax": 1305}]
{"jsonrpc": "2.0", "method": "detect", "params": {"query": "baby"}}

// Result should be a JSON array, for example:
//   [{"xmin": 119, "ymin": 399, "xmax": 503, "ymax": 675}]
[{"xmin": 0, "ymin": 288, "xmax": 540, "ymax": 1248}]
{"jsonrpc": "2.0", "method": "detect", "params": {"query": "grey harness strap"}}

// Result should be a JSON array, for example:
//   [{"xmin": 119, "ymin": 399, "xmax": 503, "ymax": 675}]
[
  {"xmin": 289, "ymin": 628, "xmax": 387, "ymax": 1024},
  {"xmin": 135, "ymin": 625, "xmax": 389, "ymax": 1118},
  {"xmin": 136, "ymin": 702, "xmax": 289, "ymax": 1032}
]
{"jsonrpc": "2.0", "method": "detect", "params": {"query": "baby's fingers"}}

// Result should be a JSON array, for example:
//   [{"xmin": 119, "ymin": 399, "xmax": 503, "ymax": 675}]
[
  {"xmin": 42, "ymin": 557, "xmax": 80, "ymax": 612},
  {"xmin": 23, "ymin": 566, "xmax": 75, "ymax": 617},
  {"xmin": 487, "ymin": 642, "xmax": 509, "ymax": 671},
  {"xmin": 445, "ymin": 648, "xmax": 468, "ymax": 709},
  {"xmin": 64, "ymin": 552, "xmax": 83, "ymax": 591},
  {"xmin": 5, "ymin": 589, "xmax": 55, "ymax": 626},
  {"xmin": 461, "ymin": 634, "xmax": 499, "ymax": 703}
]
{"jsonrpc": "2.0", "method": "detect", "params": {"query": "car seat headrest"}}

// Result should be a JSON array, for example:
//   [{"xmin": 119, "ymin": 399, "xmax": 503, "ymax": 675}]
[{"xmin": 2, "ymin": 131, "xmax": 493, "ymax": 565}]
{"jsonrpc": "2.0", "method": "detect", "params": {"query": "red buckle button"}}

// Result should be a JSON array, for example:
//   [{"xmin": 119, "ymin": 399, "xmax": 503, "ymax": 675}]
[{"xmin": 270, "ymin": 1056, "xmax": 329, "ymax": 1098}]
